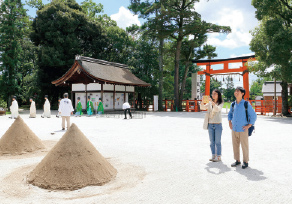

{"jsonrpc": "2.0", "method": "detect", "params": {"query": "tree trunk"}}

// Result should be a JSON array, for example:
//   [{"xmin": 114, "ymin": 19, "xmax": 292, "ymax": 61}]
[
  {"xmin": 281, "ymin": 81, "xmax": 290, "ymax": 116},
  {"xmin": 158, "ymin": 38, "xmax": 164, "ymax": 111},
  {"xmin": 174, "ymin": 39, "xmax": 182, "ymax": 111},
  {"xmin": 178, "ymin": 62, "xmax": 190, "ymax": 111}
]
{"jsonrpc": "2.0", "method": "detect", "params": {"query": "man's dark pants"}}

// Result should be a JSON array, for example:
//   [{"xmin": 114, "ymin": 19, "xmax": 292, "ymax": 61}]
[{"xmin": 124, "ymin": 108, "xmax": 132, "ymax": 119}]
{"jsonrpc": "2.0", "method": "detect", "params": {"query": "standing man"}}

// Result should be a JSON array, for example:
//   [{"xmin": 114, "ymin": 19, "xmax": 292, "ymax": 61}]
[
  {"xmin": 59, "ymin": 93, "xmax": 74, "ymax": 130},
  {"xmin": 41, "ymin": 95, "xmax": 51, "ymax": 118},
  {"xmin": 97, "ymin": 98, "xmax": 104, "ymax": 115},
  {"xmin": 29, "ymin": 98, "xmax": 36, "ymax": 118},
  {"xmin": 87, "ymin": 96, "xmax": 94, "ymax": 116},
  {"xmin": 228, "ymin": 87, "xmax": 257, "ymax": 169},
  {"xmin": 122, "ymin": 101, "xmax": 132, "ymax": 119},
  {"xmin": 75, "ymin": 97, "xmax": 83, "ymax": 117},
  {"xmin": 10, "ymin": 96, "xmax": 19, "ymax": 119}
]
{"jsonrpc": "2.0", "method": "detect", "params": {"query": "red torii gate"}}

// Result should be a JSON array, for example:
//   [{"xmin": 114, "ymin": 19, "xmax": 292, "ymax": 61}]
[{"xmin": 193, "ymin": 55, "xmax": 256, "ymax": 100}]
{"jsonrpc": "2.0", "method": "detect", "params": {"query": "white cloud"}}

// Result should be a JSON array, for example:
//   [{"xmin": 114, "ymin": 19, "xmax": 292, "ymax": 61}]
[
  {"xmin": 110, "ymin": 6, "xmax": 141, "ymax": 30},
  {"xmin": 230, "ymin": 53, "xmax": 255, "ymax": 58},
  {"xmin": 195, "ymin": 0, "xmax": 259, "ymax": 49}
]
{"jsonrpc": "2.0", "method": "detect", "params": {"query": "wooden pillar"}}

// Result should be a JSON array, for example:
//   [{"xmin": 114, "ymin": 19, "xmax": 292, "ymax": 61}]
[
  {"xmin": 124, "ymin": 86, "xmax": 126, "ymax": 102},
  {"xmin": 243, "ymin": 67, "xmax": 249, "ymax": 100},
  {"xmin": 70, "ymin": 84, "xmax": 74, "ymax": 105},
  {"xmin": 133, "ymin": 88, "xmax": 136, "ymax": 109},
  {"xmin": 113, "ymin": 84, "xmax": 116, "ymax": 110},
  {"xmin": 85, "ymin": 84, "xmax": 88, "ymax": 109},
  {"xmin": 205, "ymin": 64, "xmax": 211, "ymax": 96},
  {"xmin": 101, "ymin": 83, "xmax": 104, "ymax": 101}
]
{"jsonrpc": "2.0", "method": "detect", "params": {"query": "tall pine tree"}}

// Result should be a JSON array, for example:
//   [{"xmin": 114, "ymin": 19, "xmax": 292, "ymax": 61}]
[{"xmin": 0, "ymin": 0, "xmax": 29, "ymax": 106}]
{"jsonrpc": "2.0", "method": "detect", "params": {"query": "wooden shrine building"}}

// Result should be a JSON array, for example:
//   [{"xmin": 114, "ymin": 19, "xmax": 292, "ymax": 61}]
[
  {"xmin": 193, "ymin": 55, "xmax": 256, "ymax": 100},
  {"xmin": 52, "ymin": 56, "xmax": 150, "ymax": 110}
]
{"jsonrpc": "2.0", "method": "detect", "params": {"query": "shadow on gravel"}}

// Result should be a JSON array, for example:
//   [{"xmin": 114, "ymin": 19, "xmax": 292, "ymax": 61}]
[
  {"xmin": 263, "ymin": 117, "xmax": 292, "ymax": 125},
  {"xmin": 54, "ymin": 130, "xmax": 66, "ymax": 132},
  {"xmin": 147, "ymin": 112, "xmax": 229, "ymax": 119},
  {"xmin": 205, "ymin": 162, "xmax": 232, "ymax": 175},
  {"xmin": 235, "ymin": 167, "xmax": 267, "ymax": 181}
]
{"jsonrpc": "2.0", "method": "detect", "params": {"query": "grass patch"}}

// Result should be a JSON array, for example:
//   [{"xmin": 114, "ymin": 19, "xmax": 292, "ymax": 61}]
[{"xmin": 223, "ymin": 102, "xmax": 231, "ymax": 109}]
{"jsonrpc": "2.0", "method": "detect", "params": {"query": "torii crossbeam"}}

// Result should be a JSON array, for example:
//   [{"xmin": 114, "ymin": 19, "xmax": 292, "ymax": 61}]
[{"xmin": 193, "ymin": 55, "xmax": 256, "ymax": 100}]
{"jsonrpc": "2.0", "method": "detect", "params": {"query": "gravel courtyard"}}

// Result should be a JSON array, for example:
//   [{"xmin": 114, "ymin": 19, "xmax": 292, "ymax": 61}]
[{"xmin": 0, "ymin": 111, "xmax": 291, "ymax": 204}]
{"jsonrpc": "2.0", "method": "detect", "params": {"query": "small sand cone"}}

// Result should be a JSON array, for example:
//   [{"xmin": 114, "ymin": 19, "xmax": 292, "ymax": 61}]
[
  {"xmin": 0, "ymin": 116, "xmax": 45, "ymax": 155},
  {"xmin": 28, "ymin": 123, "xmax": 117, "ymax": 190}
]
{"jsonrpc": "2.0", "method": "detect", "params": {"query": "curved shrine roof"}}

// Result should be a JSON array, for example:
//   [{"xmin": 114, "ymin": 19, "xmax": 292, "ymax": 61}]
[{"xmin": 52, "ymin": 56, "xmax": 151, "ymax": 87}]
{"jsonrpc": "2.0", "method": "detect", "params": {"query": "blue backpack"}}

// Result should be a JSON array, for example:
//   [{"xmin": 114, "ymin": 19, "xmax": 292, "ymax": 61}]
[{"xmin": 231, "ymin": 101, "xmax": 255, "ymax": 136}]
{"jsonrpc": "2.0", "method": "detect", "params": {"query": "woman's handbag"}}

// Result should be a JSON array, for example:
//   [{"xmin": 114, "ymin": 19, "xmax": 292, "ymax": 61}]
[{"xmin": 203, "ymin": 111, "xmax": 209, "ymax": 130}]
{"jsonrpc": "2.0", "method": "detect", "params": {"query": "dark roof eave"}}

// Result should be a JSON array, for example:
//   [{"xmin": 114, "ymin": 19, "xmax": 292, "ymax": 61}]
[{"xmin": 192, "ymin": 55, "xmax": 256, "ymax": 63}]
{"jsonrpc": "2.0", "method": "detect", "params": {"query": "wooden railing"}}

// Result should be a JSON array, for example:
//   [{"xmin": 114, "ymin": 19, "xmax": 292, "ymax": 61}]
[{"xmin": 132, "ymin": 99, "xmax": 291, "ymax": 114}]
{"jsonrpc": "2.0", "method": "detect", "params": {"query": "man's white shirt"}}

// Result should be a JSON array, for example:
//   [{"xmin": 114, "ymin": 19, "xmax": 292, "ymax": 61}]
[
  {"xmin": 123, "ymin": 102, "xmax": 131, "ymax": 110},
  {"xmin": 59, "ymin": 98, "xmax": 74, "ymax": 116}
]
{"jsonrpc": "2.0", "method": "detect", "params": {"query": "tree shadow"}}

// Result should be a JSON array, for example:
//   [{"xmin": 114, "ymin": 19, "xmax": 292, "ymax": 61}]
[
  {"xmin": 235, "ymin": 166, "xmax": 267, "ymax": 181},
  {"xmin": 263, "ymin": 116, "xmax": 292, "ymax": 125},
  {"xmin": 205, "ymin": 161, "xmax": 232, "ymax": 175},
  {"xmin": 146, "ymin": 112, "xmax": 230, "ymax": 119}
]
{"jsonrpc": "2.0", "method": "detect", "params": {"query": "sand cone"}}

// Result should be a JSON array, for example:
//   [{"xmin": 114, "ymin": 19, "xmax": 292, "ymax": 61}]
[
  {"xmin": 0, "ymin": 116, "xmax": 45, "ymax": 155},
  {"xmin": 27, "ymin": 123, "xmax": 117, "ymax": 190}
]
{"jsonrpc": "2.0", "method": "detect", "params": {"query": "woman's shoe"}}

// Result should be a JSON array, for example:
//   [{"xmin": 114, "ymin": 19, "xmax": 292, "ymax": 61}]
[
  {"xmin": 209, "ymin": 155, "xmax": 216, "ymax": 161},
  {"xmin": 213, "ymin": 156, "xmax": 221, "ymax": 162}
]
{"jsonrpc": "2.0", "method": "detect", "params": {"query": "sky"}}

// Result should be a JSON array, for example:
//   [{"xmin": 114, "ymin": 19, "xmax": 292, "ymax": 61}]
[{"xmin": 24, "ymin": 0, "xmax": 260, "ymax": 88}]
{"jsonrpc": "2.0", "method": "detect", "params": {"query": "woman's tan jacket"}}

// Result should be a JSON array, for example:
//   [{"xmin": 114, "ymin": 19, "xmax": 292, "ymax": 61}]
[{"xmin": 200, "ymin": 101, "xmax": 224, "ymax": 130}]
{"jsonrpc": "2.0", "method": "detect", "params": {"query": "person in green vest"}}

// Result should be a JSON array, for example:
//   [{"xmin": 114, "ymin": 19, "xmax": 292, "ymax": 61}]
[
  {"xmin": 87, "ymin": 96, "xmax": 94, "ymax": 116},
  {"xmin": 97, "ymin": 98, "xmax": 104, "ymax": 115},
  {"xmin": 75, "ymin": 97, "xmax": 83, "ymax": 117}
]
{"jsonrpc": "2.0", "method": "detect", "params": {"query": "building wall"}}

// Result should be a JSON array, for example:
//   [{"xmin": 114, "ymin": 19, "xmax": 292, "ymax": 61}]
[{"xmin": 74, "ymin": 92, "xmax": 128, "ymax": 110}]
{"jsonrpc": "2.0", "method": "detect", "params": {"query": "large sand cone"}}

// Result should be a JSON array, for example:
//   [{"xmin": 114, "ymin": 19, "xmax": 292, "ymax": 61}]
[
  {"xmin": 27, "ymin": 123, "xmax": 117, "ymax": 190},
  {"xmin": 0, "ymin": 116, "xmax": 45, "ymax": 155}
]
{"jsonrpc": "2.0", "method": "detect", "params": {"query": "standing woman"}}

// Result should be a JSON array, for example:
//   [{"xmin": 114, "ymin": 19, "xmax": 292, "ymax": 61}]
[{"xmin": 200, "ymin": 89, "xmax": 224, "ymax": 162}]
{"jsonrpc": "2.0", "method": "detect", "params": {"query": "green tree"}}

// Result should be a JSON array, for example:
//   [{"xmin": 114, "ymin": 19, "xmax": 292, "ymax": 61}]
[
  {"xmin": 250, "ymin": 78, "xmax": 264, "ymax": 100},
  {"xmin": 0, "ymin": 0, "xmax": 29, "ymax": 106},
  {"xmin": 80, "ymin": 0, "xmax": 103, "ymax": 20},
  {"xmin": 127, "ymin": 34, "xmax": 160, "ymax": 108},
  {"xmin": 129, "ymin": 0, "xmax": 168, "ymax": 111},
  {"xmin": 250, "ymin": 0, "xmax": 292, "ymax": 115},
  {"xmin": 179, "ymin": 38, "xmax": 217, "ymax": 110},
  {"xmin": 157, "ymin": 0, "xmax": 230, "ymax": 111},
  {"xmin": 201, "ymin": 78, "xmax": 223, "ymax": 96},
  {"xmin": 222, "ymin": 76, "xmax": 235, "ymax": 101},
  {"xmin": 30, "ymin": 0, "xmax": 107, "ymax": 105}
]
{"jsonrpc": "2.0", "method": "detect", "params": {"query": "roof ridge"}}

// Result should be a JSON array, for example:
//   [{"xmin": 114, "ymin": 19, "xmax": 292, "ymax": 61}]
[{"xmin": 75, "ymin": 55, "xmax": 129, "ymax": 69}]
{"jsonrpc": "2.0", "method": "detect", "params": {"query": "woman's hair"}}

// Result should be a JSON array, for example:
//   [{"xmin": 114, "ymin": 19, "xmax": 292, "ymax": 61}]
[{"xmin": 212, "ymin": 89, "xmax": 223, "ymax": 105}]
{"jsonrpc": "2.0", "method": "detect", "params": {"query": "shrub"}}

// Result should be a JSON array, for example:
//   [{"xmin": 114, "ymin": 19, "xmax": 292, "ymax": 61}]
[{"xmin": 0, "ymin": 99, "xmax": 7, "ymax": 109}]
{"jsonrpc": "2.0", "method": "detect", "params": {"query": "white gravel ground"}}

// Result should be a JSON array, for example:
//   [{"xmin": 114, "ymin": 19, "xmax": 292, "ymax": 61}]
[{"xmin": 0, "ymin": 110, "xmax": 292, "ymax": 204}]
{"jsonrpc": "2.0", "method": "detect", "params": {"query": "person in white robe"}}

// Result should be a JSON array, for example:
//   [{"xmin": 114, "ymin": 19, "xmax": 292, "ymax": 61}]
[
  {"xmin": 56, "ymin": 98, "xmax": 61, "ymax": 118},
  {"xmin": 41, "ymin": 95, "xmax": 51, "ymax": 118},
  {"xmin": 10, "ymin": 96, "xmax": 19, "ymax": 119},
  {"xmin": 29, "ymin": 98, "xmax": 36, "ymax": 118}
]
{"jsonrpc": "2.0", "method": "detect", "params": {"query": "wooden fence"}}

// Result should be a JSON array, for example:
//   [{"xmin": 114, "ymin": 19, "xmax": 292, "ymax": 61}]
[{"xmin": 132, "ymin": 99, "xmax": 291, "ymax": 114}]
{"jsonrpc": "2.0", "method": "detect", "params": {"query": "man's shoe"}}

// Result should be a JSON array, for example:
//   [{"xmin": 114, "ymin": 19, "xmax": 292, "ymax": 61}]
[
  {"xmin": 242, "ymin": 162, "xmax": 248, "ymax": 169},
  {"xmin": 62, "ymin": 128, "xmax": 65, "ymax": 130},
  {"xmin": 231, "ymin": 160, "xmax": 241, "ymax": 167},
  {"xmin": 124, "ymin": 118, "xmax": 127, "ymax": 119}
]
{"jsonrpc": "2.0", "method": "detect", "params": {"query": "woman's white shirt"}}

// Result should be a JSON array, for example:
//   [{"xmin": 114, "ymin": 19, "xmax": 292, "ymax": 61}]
[{"xmin": 200, "ymin": 101, "xmax": 224, "ymax": 123}]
